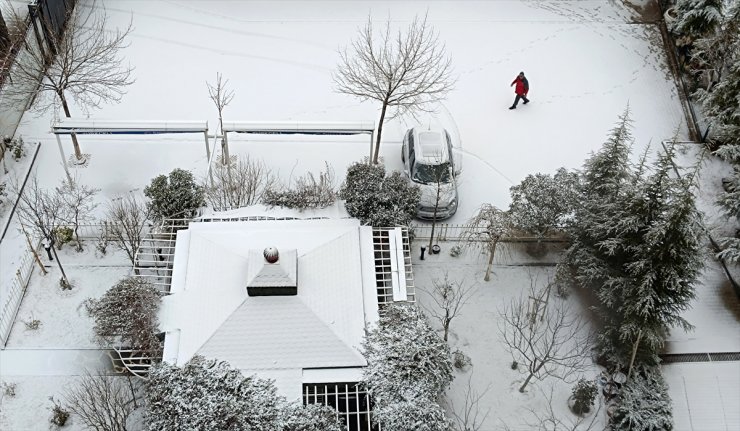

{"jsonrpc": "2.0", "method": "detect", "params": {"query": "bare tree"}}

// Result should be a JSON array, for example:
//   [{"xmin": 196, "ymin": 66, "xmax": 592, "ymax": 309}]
[
  {"xmin": 13, "ymin": 176, "xmax": 71, "ymax": 288},
  {"xmin": 56, "ymin": 176, "xmax": 99, "ymax": 251},
  {"xmin": 202, "ymin": 155, "xmax": 277, "ymax": 211},
  {"xmin": 6, "ymin": 0, "xmax": 133, "ymax": 160},
  {"xmin": 334, "ymin": 13, "xmax": 455, "ymax": 164},
  {"xmin": 498, "ymin": 281, "xmax": 591, "ymax": 393},
  {"xmin": 459, "ymin": 204, "xmax": 509, "ymax": 281},
  {"xmin": 206, "ymin": 72, "xmax": 235, "ymax": 165},
  {"xmin": 448, "ymin": 373, "xmax": 492, "ymax": 431},
  {"xmin": 64, "ymin": 371, "xmax": 141, "ymax": 431},
  {"xmin": 423, "ymin": 272, "xmax": 476, "ymax": 342},
  {"xmin": 105, "ymin": 194, "xmax": 150, "ymax": 270}
]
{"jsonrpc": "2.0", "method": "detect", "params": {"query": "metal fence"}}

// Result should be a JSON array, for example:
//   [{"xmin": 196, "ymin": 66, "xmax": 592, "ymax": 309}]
[
  {"xmin": 411, "ymin": 223, "xmax": 568, "ymax": 244},
  {"xmin": 0, "ymin": 245, "xmax": 36, "ymax": 347}
]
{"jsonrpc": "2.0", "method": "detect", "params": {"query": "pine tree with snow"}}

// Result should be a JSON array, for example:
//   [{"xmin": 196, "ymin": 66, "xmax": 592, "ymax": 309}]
[
  {"xmin": 508, "ymin": 167, "xmax": 579, "ymax": 237},
  {"xmin": 561, "ymin": 109, "xmax": 635, "ymax": 293},
  {"xmin": 670, "ymin": 0, "xmax": 724, "ymax": 41},
  {"xmin": 340, "ymin": 160, "xmax": 420, "ymax": 227},
  {"xmin": 611, "ymin": 367, "xmax": 673, "ymax": 431},
  {"xmin": 697, "ymin": 54, "xmax": 740, "ymax": 148},
  {"xmin": 597, "ymin": 143, "xmax": 704, "ymax": 366}
]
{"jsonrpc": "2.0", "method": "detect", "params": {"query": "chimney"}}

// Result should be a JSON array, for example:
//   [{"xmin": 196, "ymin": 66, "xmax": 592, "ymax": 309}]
[{"xmin": 246, "ymin": 247, "xmax": 297, "ymax": 296}]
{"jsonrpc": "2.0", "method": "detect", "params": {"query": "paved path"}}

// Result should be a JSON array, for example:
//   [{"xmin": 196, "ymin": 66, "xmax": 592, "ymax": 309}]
[{"xmin": 0, "ymin": 348, "xmax": 112, "ymax": 376}]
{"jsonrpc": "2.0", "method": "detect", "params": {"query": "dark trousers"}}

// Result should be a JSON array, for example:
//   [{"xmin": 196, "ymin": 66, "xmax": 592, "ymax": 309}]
[{"xmin": 512, "ymin": 94, "xmax": 529, "ymax": 107}]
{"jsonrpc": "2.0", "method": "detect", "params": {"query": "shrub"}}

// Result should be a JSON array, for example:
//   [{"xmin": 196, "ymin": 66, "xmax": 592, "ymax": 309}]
[
  {"xmin": 202, "ymin": 155, "xmax": 276, "ymax": 210},
  {"xmin": 508, "ymin": 167, "xmax": 579, "ymax": 238},
  {"xmin": 611, "ymin": 368, "xmax": 673, "ymax": 431},
  {"xmin": 279, "ymin": 402, "xmax": 344, "ymax": 431},
  {"xmin": 3, "ymin": 136, "xmax": 25, "ymax": 160},
  {"xmin": 263, "ymin": 164, "xmax": 337, "ymax": 211},
  {"xmin": 53, "ymin": 226, "xmax": 74, "ymax": 248},
  {"xmin": 87, "ymin": 277, "xmax": 161, "ymax": 350},
  {"xmin": 144, "ymin": 168, "xmax": 205, "ymax": 222},
  {"xmin": 340, "ymin": 161, "xmax": 420, "ymax": 227},
  {"xmin": 2, "ymin": 382, "xmax": 17, "ymax": 397},
  {"xmin": 49, "ymin": 396, "xmax": 70, "ymax": 426},
  {"xmin": 570, "ymin": 378, "xmax": 597, "ymax": 415},
  {"xmin": 451, "ymin": 349, "xmax": 472, "ymax": 370}
]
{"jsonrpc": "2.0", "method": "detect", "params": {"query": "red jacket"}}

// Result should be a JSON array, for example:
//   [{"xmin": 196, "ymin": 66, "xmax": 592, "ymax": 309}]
[{"xmin": 511, "ymin": 76, "xmax": 529, "ymax": 96}]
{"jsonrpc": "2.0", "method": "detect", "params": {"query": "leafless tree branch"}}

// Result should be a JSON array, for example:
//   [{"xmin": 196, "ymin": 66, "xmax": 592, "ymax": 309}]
[
  {"xmin": 459, "ymin": 204, "xmax": 510, "ymax": 281},
  {"xmin": 202, "ymin": 154, "xmax": 277, "ymax": 210},
  {"xmin": 64, "ymin": 371, "xmax": 141, "ymax": 431},
  {"xmin": 105, "ymin": 193, "xmax": 150, "ymax": 269},
  {"xmin": 498, "ymin": 277, "xmax": 591, "ymax": 393},
  {"xmin": 334, "ymin": 13, "xmax": 456, "ymax": 163},
  {"xmin": 422, "ymin": 271, "xmax": 477, "ymax": 342},
  {"xmin": 447, "ymin": 372, "xmax": 492, "ymax": 431}
]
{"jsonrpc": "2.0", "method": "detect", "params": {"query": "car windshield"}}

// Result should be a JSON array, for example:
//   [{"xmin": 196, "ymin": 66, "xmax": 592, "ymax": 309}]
[{"xmin": 413, "ymin": 162, "xmax": 452, "ymax": 184}]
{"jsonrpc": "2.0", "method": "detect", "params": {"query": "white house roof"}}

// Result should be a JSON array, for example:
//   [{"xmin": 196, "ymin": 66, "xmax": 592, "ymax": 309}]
[{"xmin": 160, "ymin": 218, "xmax": 376, "ymax": 398}]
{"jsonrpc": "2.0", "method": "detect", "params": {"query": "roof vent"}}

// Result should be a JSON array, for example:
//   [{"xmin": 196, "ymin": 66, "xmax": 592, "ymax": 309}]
[{"xmin": 264, "ymin": 247, "xmax": 279, "ymax": 264}]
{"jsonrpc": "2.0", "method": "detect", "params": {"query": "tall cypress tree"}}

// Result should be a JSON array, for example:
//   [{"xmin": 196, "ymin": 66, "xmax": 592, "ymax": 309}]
[
  {"xmin": 598, "ymin": 143, "xmax": 704, "ymax": 365},
  {"xmin": 562, "ymin": 109, "xmax": 635, "ymax": 292}
]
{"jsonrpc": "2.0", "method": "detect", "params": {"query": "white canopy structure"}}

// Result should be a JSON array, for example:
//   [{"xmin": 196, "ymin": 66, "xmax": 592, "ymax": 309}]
[{"xmin": 51, "ymin": 118, "xmax": 210, "ymax": 181}]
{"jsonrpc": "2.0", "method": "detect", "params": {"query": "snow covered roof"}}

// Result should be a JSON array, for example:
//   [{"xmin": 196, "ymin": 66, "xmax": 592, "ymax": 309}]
[{"xmin": 159, "ymin": 218, "xmax": 377, "ymax": 398}]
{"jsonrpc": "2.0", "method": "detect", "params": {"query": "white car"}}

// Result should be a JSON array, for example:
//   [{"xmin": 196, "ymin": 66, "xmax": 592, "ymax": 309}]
[{"xmin": 401, "ymin": 126, "xmax": 459, "ymax": 220}]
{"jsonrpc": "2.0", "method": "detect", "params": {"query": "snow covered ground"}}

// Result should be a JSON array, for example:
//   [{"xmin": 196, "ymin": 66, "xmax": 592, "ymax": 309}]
[{"xmin": 1, "ymin": 0, "xmax": 738, "ymax": 430}]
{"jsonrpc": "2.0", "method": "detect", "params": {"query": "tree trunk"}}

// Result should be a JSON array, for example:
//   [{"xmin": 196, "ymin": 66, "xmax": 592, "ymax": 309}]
[
  {"xmin": 23, "ymin": 227, "xmax": 48, "ymax": 275},
  {"xmin": 483, "ymin": 241, "xmax": 497, "ymax": 281},
  {"xmin": 519, "ymin": 372, "xmax": 535, "ymax": 393},
  {"xmin": 428, "ymin": 179, "xmax": 442, "ymax": 251},
  {"xmin": 373, "ymin": 101, "xmax": 389, "ymax": 164},
  {"xmin": 60, "ymin": 94, "xmax": 83, "ymax": 160},
  {"xmin": 51, "ymin": 245, "xmax": 70, "ymax": 288},
  {"xmin": 219, "ymin": 116, "xmax": 230, "ymax": 164}
]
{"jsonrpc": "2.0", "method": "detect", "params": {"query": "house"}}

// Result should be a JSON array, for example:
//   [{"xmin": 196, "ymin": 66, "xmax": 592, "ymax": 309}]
[{"xmin": 157, "ymin": 217, "xmax": 414, "ymax": 430}]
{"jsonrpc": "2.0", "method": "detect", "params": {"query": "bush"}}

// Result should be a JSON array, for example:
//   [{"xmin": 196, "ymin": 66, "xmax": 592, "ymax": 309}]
[
  {"xmin": 144, "ymin": 168, "xmax": 205, "ymax": 222},
  {"xmin": 263, "ymin": 164, "xmax": 337, "ymax": 211},
  {"xmin": 508, "ymin": 167, "xmax": 578, "ymax": 238},
  {"xmin": 3, "ymin": 136, "xmax": 25, "ymax": 160},
  {"xmin": 49, "ymin": 396, "xmax": 70, "ymax": 426},
  {"xmin": 570, "ymin": 378, "xmax": 597, "ymax": 415},
  {"xmin": 340, "ymin": 161, "xmax": 420, "ymax": 227},
  {"xmin": 53, "ymin": 226, "xmax": 74, "ymax": 248},
  {"xmin": 279, "ymin": 402, "xmax": 344, "ymax": 431},
  {"xmin": 87, "ymin": 277, "xmax": 161, "ymax": 350},
  {"xmin": 611, "ymin": 368, "xmax": 673, "ymax": 431}
]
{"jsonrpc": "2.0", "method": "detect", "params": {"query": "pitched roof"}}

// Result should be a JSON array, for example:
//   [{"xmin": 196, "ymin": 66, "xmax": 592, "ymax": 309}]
[{"xmin": 160, "ymin": 218, "xmax": 375, "ymax": 395}]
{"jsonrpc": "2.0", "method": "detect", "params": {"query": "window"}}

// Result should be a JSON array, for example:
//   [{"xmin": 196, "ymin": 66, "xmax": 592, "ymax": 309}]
[{"xmin": 303, "ymin": 382, "xmax": 378, "ymax": 431}]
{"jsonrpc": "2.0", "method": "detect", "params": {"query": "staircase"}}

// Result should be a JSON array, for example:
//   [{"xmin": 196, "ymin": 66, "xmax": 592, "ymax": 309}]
[{"xmin": 133, "ymin": 218, "xmax": 191, "ymax": 293}]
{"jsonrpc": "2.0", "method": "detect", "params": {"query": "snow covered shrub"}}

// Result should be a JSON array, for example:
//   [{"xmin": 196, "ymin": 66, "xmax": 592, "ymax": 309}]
[
  {"xmin": 3, "ymin": 136, "xmax": 25, "ymax": 160},
  {"xmin": 373, "ymin": 395, "xmax": 450, "ymax": 431},
  {"xmin": 49, "ymin": 396, "xmax": 70, "ymax": 426},
  {"xmin": 23, "ymin": 317, "xmax": 41, "ymax": 330},
  {"xmin": 570, "ymin": 378, "xmax": 597, "ymax": 415},
  {"xmin": 263, "ymin": 163, "xmax": 337, "ymax": 211},
  {"xmin": 363, "ymin": 302, "xmax": 452, "ymax": 399},
  {"xmin": 202, "ymin": 155, "xmax": 277, "ymax": 211},
  {"xmin": 451, "ymin": 349, "xmax": 472, "ymax": 371},
  {"xmin": 697, "ymin": 56, "xmax": 740, "ymax": 149},
  {"xmin": 144, "ymin": 168, "xmax": 205, "ymax": 222},
  {"xmin": 65, "ymin": 373, "xmax": 140, "ymax": 431},
  {"xmin": 610, "ymin": 368, "xmax": 673, "ymax": 431},
  {"xmin": 2, "ymin": 382, "xmax": 17, "ymax": 397},
  {"xmin": 340, "ymin": 160, "xmax": 420, "ymax": 227},
  {"xmin": 279, "ymin": 402, "xmax": 344, "ymax": 431},
  {"xmin": 145, "ymin": 356, "xmax": 281, "ymax": 431},
  {"xmin": 87, "ymin": 277, "xmax": 161, "ymax": 351},
  {"xmin": 507, "ymin": 167, "xmax": 579, "ymax": 238}
]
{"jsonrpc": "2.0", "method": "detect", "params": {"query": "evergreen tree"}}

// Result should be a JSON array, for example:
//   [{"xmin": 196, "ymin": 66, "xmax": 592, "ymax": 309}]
[
  {"xmin": 670, "ymin": 0, "xmax": 724, "ymax": 41},
  {"xmin": 144, "ymin": 168, "xmax": 205, "ymax": 222},
  {"xmin": 598, "ymin": 143, "xmax": 704, "ymax": 365},
  {"xmin": 561, "ymin": 109, "xmax": 635, "ymax": 292},
  {"xmin": 611, "ymin": 367, "xmax": 673, "ymax": 431},
  {"xmin": 698, "ymin": 55, "xmax": 740, "ymax": 148}
]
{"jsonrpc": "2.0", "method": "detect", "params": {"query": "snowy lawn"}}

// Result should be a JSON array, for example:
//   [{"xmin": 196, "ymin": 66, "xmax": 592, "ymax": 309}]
[
  {"xmin": 412, "ymin": 243, "xmax": 605, "ymax": 431},
  {"xmin": 6, "ymin": 246, "xmax": 131, "ymax": 349}
]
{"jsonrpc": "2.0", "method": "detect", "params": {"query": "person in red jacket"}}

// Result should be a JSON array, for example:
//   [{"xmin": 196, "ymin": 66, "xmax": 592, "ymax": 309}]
[{"xmin": 509, "ymin": 71, "xmax": 529, "ymax": 109}]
